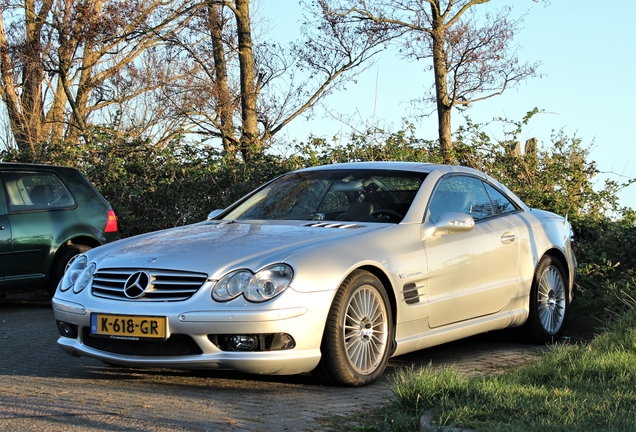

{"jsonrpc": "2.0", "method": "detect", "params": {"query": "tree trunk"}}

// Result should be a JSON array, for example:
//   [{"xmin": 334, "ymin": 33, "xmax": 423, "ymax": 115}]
[
  {"xmin": 66, "ymin": 0, "xmax": 104, "ymax": 142},
  {"xmin": 234, "ymin": 0, "xmax": 259, "ymax": 160},
  {"xmin": 208, "ymin": 3, "xmax": 236, "ymax": 157},
  {"xmin": 0, "ymin": 1, "xmax": 52, "ymax": 156},
  {"xmin": 22, "ymin": 0, "xmax": 46, "ymax": 150},
  {"xmin": 45, "ymin": 0, "xmax": 74, "ymax": 143},
  {"xmin": 430, "ymin": 3, "xmax": 453, "ymax": 163},
  {"xmin": 0, "ymin": 11, "xmax": 31, "ymax": 154},
  {"xmin": 44, "ymin": 77, "xmax": 68, "ymax": 143}
]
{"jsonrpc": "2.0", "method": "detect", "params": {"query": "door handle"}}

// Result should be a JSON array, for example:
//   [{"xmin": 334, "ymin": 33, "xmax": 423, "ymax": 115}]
[{"xmin": 501, "ymin": 232, "xmax": 516, "ymax": 244}]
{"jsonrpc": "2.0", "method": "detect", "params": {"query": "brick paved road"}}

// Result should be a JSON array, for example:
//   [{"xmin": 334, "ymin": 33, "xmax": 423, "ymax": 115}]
[{"xmin": 0, "ymin": 298, "xmax": 547, "ymax": 431}]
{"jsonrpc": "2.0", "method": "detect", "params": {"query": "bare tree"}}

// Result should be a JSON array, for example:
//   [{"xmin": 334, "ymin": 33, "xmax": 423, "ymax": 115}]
[
  {"xmin": 322, "ymin": 0, "xmax": 540, "ymax": 162},
  {"xmin": 0, "ymin": 0, "xmax": 397, "ymax": 160},
  {"xmin": 163, "ymin": 0, "xmax": 397, "ymax": 160},
  {"xmin": 208, "ymin": 2, "xmax": 235, "ymax": 154},
  {"xmin": 0, "ymin": 0, "xmax": 201, "ymax": 157},
  {"xmin": 0, "ymin": 0, "xmax": 53, "ymax": 154}
]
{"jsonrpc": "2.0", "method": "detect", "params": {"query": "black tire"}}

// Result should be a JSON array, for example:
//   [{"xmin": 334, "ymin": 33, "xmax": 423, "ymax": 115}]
[
  {"xmin": 48, "ymin": 244, "xmax": 92, "ymax": 298},
  {"xmin": 525, "ymin": 255, "xmax": 569, "ymax": 344},
  {"xmin": 312, "ymin": 270, "xmax": 393, "ymax": 386}
]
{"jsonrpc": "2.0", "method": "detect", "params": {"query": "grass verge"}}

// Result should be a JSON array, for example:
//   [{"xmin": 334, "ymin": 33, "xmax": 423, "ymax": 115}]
[
  {"xmin": 397, "ymin": 309, "xmax": 636, "ymax": 431},
  {"xmin": 338, "ymin": 308, "xmax": 636, "ymax": 431}
]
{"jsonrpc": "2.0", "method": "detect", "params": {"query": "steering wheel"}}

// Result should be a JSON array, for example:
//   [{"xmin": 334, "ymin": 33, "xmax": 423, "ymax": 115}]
[{"xmin": 369, "ymin": 209, "xmax": 402, "ymax": 221}]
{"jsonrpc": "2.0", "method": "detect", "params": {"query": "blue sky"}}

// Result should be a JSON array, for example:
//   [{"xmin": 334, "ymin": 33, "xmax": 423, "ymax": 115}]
[{"xmin": 266, "ymin": 1, "xmax": 636, "ymax": 211}]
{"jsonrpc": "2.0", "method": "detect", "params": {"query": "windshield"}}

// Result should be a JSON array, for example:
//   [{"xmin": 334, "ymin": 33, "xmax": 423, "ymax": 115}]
[{"xmin": 222, "ymin": 169, "xmax": 427, "ymax": 223}]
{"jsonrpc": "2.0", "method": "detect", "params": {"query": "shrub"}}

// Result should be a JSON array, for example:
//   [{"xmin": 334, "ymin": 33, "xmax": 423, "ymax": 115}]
[
  {"xmin": 0, "ymin": 128, "xmax": 295, "ymax": 237},
  {"xmin": 2, "ymin": 115, "xmax": 634, "ymax": 321}
]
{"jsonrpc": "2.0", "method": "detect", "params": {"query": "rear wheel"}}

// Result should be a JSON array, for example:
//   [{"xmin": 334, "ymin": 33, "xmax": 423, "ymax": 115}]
[
  {"xmin": 525, "ymin": 255, "xmax": 569, "ymax": 343},
  {"xmin": 312, "ymin": 270, "xmax": 393, "ymax": 386},
  {"xmin": 48, "ymin": 244, "xmax": 92, "ymax": 298}
]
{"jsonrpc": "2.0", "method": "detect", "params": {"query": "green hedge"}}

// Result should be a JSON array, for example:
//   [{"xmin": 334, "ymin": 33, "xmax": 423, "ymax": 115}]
[
  {"xmin": 2, "ymin": 130, "xmax": 298, "ymax": 237},
  {"xmin": 2, "ymin": 121, "xmax": 634, "ymax": 321}
]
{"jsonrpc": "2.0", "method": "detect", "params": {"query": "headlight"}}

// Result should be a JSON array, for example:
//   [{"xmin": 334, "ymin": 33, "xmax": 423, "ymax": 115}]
[
  {"xmin": 212, "ymin": 264, "xmax": 293, "ymax": 303},
  {"xmin": 73, "ymin": 262, "xmax": 96, "ymax": 293},
  {"xmin": 59, "ymin": 255, "xmax": 96, "ymax": 294},
  {"xmin": 59, "ymin": 255, "xmax": 87, "ymax": 292}
]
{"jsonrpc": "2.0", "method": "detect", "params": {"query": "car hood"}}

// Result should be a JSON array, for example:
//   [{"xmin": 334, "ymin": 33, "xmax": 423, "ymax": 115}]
[{"xmin": 90, "ymin": 220, "xmax": 388, "ymax": 278}]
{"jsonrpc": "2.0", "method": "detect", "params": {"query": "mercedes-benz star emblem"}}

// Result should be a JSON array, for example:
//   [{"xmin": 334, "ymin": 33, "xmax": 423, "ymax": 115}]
[{"xmin": 124, "ymin": 271, "xmax": 151, "ymax": 298}]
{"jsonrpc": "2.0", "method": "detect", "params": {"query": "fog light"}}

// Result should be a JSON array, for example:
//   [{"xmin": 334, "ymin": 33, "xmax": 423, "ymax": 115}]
[
  {"xmin": 208, "ymin": 333, "xmax": 296, "ymax": 351},
  {"xmin": 57, "ymin": 321, "xmax": 78, "ymax": 338},
  {"xmin": 229, "ymin": 335, "xmax": 258, "ymax": 351}
]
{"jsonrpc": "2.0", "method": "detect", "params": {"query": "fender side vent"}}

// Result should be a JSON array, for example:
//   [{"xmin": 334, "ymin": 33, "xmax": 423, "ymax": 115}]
[{"xmin": 402, "ymin": 282, "xmax": 421, "ymax": 304}]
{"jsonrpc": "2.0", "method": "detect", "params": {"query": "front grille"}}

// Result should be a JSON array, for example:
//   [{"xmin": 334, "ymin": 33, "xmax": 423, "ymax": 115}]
[
  {"xmin": 92, "ymin": 268, "xmax": 208, "ymax": 301},
  {"xmin": 82, "ymin": 329, "xmax": 203, "ymax": 356}
]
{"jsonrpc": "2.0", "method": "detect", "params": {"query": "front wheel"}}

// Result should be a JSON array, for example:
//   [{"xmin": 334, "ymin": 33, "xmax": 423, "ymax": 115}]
[
  {"xmin": 312, "ymin": 270, "xmax": 393, "ymax": 386},
  {"xmin": 525, "ymin": 255, "xmax": 569, "ymax": 343}
]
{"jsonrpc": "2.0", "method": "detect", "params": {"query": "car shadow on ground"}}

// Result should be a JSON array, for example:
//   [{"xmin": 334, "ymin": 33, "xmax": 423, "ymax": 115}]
[
  {"xmin": 1, "ymin": 295, "xmax": 599, "ymax": 387},
  {"xmin": 83, "ymin": 362, "xmax": 320, "ymax": 386}
]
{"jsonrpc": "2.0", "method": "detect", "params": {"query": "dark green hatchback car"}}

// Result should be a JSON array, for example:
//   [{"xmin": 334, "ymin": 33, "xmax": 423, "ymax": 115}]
[{"xmin": 0, "ymin": 163, "xmax": 120, "ymax": 298}]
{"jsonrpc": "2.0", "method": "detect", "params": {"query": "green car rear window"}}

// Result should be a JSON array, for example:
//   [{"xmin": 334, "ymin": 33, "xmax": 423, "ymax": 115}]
[{"xmin": 1, "ymin": 171, "xmax": 76, "ymax": 213}]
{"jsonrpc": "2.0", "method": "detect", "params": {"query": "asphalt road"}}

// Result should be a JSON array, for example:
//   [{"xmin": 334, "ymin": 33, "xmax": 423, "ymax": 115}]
[{"xmin": 0, "ymin": 296, "xmax": 547, "ymax": 431}]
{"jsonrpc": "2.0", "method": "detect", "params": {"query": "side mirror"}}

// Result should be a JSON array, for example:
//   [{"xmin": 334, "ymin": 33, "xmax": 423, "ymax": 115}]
[
  {"xmin": 422, "ymin": 212, "xmax": 475, "ymax": 239},
  {"xmin": 207, "ymin": 209, "xmax": 224, "ymax": 220}
]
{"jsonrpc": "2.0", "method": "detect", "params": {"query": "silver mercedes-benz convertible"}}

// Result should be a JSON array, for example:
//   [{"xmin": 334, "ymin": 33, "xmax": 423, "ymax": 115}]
[{"xmin": 52, "ymin": 162, "xmax": 576, "ymax": 386}]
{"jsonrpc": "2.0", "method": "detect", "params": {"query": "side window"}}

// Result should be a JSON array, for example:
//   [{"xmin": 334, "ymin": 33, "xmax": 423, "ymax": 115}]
[
  {"xmin": 428, "ymin": 176, "xmax": 494, "ymax": 222},
  {"xmin": 484, "ymin": 183, "xmax": 517, "ymax": 215},
  {"xmin": 1, "ymin": 171, "xmax": 75, "ymax": 212}
]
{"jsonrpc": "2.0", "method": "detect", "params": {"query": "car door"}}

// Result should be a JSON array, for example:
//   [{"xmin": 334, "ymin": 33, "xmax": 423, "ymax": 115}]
[
  {"xmin": 423, "ymin": 175, "xmax": 521, "ymax": 328},
  {"xmin": 0, "ymin": 183, "xmax": 11, "ymax": 283},
  {"xmin": 0, "ymin": 170, "xmax": 73, "ymax": 282}
]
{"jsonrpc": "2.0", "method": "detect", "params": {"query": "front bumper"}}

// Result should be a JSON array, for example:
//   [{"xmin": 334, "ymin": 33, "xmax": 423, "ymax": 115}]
[{"xmin": 52, "ymin": 288, "xmax": 334, "ymax": 376}]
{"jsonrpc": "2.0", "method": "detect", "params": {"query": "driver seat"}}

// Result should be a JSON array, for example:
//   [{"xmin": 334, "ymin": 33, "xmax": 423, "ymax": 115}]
[{"xmin": 339, "ymin": 202, "xmax": 374, "ymax": 221}]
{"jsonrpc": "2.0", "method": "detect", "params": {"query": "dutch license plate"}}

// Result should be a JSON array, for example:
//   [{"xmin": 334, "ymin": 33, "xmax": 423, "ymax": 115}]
[{"xmin": 91, "ymin": 313, "xmax": 167, "ymax": 339}]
